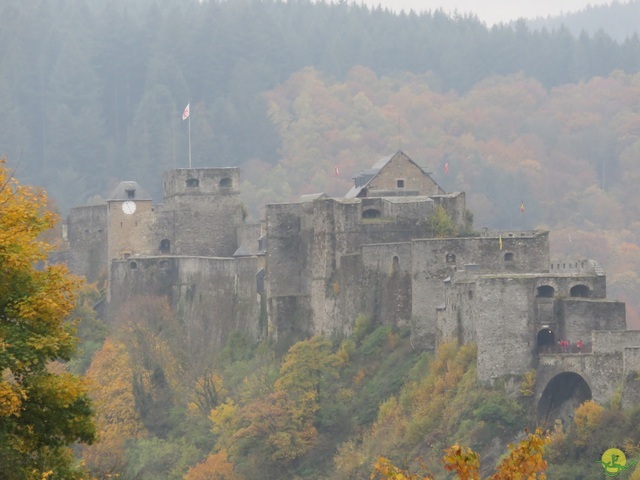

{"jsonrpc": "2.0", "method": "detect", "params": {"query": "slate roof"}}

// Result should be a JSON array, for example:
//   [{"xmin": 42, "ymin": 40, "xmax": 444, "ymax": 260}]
[{"xmin": 107, "ymin": 181, "xmax": 153, "ymax": 201}]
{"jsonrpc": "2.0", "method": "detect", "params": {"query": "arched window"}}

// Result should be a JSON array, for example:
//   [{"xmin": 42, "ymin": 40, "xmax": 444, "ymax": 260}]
[
  {"xmin": 445, "ymin": 253, "xmax": 456, "ymax": 264},
  {"xmin": 160, "ymin": 239, "xmax": 171, "ymax": 254},
  {"xmin": 129, "ymin": 261, "xmax": 138, "ymax": 270},
  {"xmin": 392, "ymin": 255, "xmax": 399, "ymax": 273},
  {"xmin": 186, "ymin": 178, "xmax": 199, "ymax": 188},
  {"xmin": 362, "ymin": 208, "xmax": 381, "ymax": 219},
  {"xmin": 220, "ymin": 177, "xmax": 232, "ymax": 189},
  {"xmin": 536, "ymin": 285, "xmax": 555, "ymax": 298},
  {"xmin": 570, "ymin": 284, "xmax": 590, "ymax": 298},
  {"xmin": 504, "ymin": 252, "xmax": 514, "ymax": 261}
]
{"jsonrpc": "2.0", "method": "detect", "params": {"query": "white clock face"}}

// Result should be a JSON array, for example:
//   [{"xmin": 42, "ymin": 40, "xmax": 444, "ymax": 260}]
[{"xmin": 122, "ymin": 201, "xmax": 137, "ymax": 214}]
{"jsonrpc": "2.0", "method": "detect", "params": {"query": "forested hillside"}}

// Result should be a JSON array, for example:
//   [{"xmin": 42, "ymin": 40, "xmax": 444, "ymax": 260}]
[
  {"xmin": 2, "ymin": 0, "xmax": 640, "ymax": 206},
  {"xmin": 7, "ymin": 1, "xmax": 640, "ymax": 479},
  {"xmin": 527, "ymin": 0, "xmax": 640, "ymax": 42},
  {"xmin": 3, "ymin": 1, "xmax": 640, "ymax": 316}
]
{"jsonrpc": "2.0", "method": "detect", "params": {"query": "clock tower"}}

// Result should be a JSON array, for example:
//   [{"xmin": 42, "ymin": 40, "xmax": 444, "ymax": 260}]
[{"xmin": 106, "ymin": 180, "xmax": 153, "ymax": 262}]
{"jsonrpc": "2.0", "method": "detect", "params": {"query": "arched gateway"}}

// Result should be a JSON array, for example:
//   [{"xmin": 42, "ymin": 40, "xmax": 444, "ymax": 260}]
[{"xmin": 537, "ymin": 372, "xmax": 592, "ymax": 425}]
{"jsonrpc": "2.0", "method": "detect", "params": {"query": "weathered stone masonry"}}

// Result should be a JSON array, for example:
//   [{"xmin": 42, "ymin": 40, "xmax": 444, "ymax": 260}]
[{"xmin": 59, "ymin": 150, "xmax": 640, "ymax": 420}]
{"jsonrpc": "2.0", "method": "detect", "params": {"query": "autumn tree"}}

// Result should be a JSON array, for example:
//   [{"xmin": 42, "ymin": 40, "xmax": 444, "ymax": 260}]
[
  {"xmin": 427, "ymin": 205, "xmax": 459, "ymax": 238},
  {"xmin": 0, "ymin": 159, "xmax": 95, "ymax": 479},
  {"xmin": 372, "ymin": 428, "xmax": 550, "ymax": 479},
  {"xmin": 184, "ymin": 450, "xmax": 240, "ymax": 480},
  {"xmin": 82, "ymin": 338, "xmax": 145, "ymax": 477}
]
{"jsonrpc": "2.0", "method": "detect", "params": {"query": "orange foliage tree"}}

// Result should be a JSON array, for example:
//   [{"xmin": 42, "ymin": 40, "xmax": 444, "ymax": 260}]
[
  {"xmin": 0, "ymin": 159, "xmax": 95, "ymax": 479},
  {"xmin": 372, "ymin": 428, "xmax": 550, "ymax": 480},
  {"xmin": 184, "ymin": 450, "xmax": 240, "ymax": 480}
]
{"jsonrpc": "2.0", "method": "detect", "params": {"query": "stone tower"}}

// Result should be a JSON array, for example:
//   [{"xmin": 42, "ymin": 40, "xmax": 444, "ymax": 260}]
[
  {"xmin": 161, "ymin": 168, "xmax": 244, "ymax": 257},
  {"xmin": 106, "ymin": 180, "xmax": 153, "ymax": 262}
]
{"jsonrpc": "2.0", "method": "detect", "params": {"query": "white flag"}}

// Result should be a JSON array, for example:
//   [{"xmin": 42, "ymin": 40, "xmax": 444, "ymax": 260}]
[{"xmin": 182, "ymin": 103, "xmax": 190, "ymax": 120}]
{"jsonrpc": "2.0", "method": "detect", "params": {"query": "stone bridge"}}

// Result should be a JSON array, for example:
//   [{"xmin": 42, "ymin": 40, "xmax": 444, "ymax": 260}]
[{"xmin": 535, "ymin": 352, "xmax": 623, "ymax": 424}]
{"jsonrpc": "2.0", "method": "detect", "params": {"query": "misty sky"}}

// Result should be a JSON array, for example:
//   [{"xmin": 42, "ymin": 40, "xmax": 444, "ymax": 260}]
[{"xmin": 354, "ymin": 0, "xmax": 615, "ymax": 25}]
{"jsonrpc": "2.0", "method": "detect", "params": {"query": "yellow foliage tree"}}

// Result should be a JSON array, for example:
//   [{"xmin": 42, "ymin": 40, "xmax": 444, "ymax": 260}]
[
  {"xmin": 372, "ymin": 428, "xmax": 550, "ymax": 480},
  {"xmin": 573, "ymin": 400, "xmax": 604, "ymax": 447},
  {"xmin": 82, "ymin": 338, "xmax": 145, "ymax": 477},
  {"xmin": 0, "ymin": 159, "xmax": 95, "ymax": 479}
]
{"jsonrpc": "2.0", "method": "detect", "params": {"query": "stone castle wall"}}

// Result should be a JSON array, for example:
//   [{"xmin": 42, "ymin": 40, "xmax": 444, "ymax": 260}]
[
  {"xmin": 411, "ymin": 232, "xmax": 550, "ymax": 348},
  {"xmin": 106, "ymin": 199, "xmax": 155, "ymax": 261},
  {"xmin": 61, "ymin": 157, "xmax": 633, "ymax": 413},
  {"xmin": 592, "ymin": 330, "xmax": 640, "ymax": 354},
  {"xmin": 473, "ymin": 276, "xmax": 538, "ymax": 384},
  {"xmin": 109, "ymin": 255, "xmax": 261, "ymax": 354},
  {"xmin": 562, "ymin": 298, "xmax": 626, "ymax": 343},
  {"xmin": 66, "ymin": 204, "xmax": 108, "ymax": 282},
  {"xmin": 161, "ymin": 168, "xmax": 244, "ymax": 257}
]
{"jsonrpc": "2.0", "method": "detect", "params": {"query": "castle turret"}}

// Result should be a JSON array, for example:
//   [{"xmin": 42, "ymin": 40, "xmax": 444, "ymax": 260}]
[
  {"xmin": 161, "ymin": 168, "xmax": 244, "ymax": 257},
  {"xmin": 106, "ymin": 180, "xmax": 153, "ymax": 262}
]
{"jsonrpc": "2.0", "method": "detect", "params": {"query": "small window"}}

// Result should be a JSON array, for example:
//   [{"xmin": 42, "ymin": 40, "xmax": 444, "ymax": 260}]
[
  {"xmin": 129, "ymin": 261, "xmax": 138, "ymax": 270},
  {"xmin": 126, "ymin": 189, "xmax": 135, "ymax": 199},
  {"xmin": 160, "ymin": 239, "xmax": 171, "ymax": 254},
  {"xmin": 468, "ymin": 290, "xmax": 473, "ymax": 299},
  {"xmin": 186, "ymin": 178, "xmax": 199, "ymax": 188},
  {"xmin": 504, "ymin": 252, "xmax": 514, "ymax": 261},
  {"xmin": 158, "ymin": 260, "xmax": 170, "ymax": 269},
  {"xmin": 362, "ymin": 208, "xmax": 381, "ymax": 219},
  {"xmin": 446, "ymin": 253, "xmax": 456, "ymax": 264},
  {"xmin": 220, "ymin": 177, "xmax": 232, "ymax": 188},
  {"xmin": 396, "ymin": 179, "xmax": 405, "ymax": 188},
  {"xmin": 392, "ymin": 255, "xmax": 399, "ymax": 272}
]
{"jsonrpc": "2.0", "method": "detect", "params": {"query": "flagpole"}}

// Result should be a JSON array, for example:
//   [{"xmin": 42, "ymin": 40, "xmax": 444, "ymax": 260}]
[{"xmin": 188, "ymin": 107, "xmax": 192, "ymax": 169}]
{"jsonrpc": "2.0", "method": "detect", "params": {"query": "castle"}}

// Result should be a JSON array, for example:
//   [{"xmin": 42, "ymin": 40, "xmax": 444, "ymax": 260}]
[{"xmin": 60, "ymin": 151, "xmax": 640, "ymax": 423}]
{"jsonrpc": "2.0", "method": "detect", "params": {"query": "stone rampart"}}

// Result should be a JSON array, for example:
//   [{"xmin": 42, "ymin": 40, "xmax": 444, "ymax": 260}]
[
  {"xmin": 592, "ymin": 330, "xmax": 640, "ymax": 354},
  {"xmin": 536, "ymin": 352, "xmax": 623, "ymax": 405},
  {"xmin": 562, "ymin": 299, "xmax": 626, "ymax": 343},
  {"xmin": 67, "ymin": 204, "xmax": 108, "ymax": 281},
  {"xmin": 109, "ymin": 255, "xmax": 261, "ymax": 354},
  {"xmin": 473, "ymin": 276, "xmax": 537, "ymax": 384},
  {"xmin": 622, "ymin": 347, "xmax": 640, "ymax": 406}
]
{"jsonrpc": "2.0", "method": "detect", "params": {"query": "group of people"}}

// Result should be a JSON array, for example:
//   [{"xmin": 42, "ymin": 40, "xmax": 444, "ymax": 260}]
[{"xmin": 557, "ymin": 339, "xmax": 583, "ymax": 353}]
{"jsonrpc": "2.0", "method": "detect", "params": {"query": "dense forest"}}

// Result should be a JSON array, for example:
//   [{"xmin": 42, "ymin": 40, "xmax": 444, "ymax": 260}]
[
  {"xmin": 5, "ymin": 0, "xmax": 640, "ymax": 324},
  {"xmin": 527, "ymin": 0, "xmax": 640, "ymax": 42},
  {"xmin": 4, "ymin": 1, "xmax": 640, "ymax": 477},
  {"xmin": 2, "ymin": 0, "xmax": 640, "ymax": 207}
]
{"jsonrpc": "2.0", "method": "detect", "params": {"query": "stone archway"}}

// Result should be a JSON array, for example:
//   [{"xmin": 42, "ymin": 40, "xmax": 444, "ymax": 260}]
[
  {"xmin": 537, "ymin": 372, "xmax": 592, "ymax": 425},
  {"xmin": 537, "ymin": 328, "xmax": 555, "ymax": 353}
]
